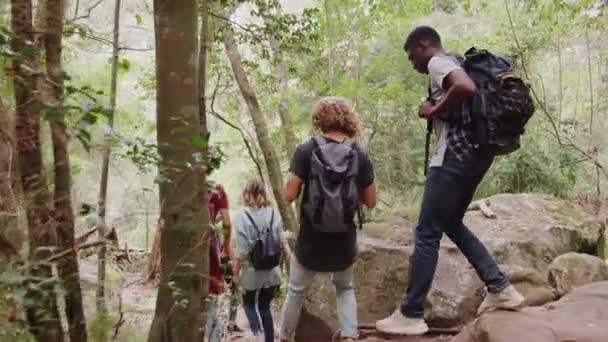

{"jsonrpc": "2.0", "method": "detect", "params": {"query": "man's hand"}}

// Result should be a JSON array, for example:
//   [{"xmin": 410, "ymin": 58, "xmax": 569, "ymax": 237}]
[{"xmin": 418, "ymin": 101, "xmax": 436, "ymax": 119}]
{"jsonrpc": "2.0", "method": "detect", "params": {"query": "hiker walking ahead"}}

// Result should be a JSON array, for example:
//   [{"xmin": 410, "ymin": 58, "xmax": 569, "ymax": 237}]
[
  {"xmin": 232, "ymin": 179, "xmax": 289, "ymax": 342},
  {"xmin": 279, "ymin": 97, "xmax": 377, "ymax": 342},
  {"xmin": 376, "ymin": 26, "xmax": 525, "ymax": 336}
]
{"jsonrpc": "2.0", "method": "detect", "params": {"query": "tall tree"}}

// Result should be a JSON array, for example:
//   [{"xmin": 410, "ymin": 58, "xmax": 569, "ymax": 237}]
[
  {"xmin": 95, "ymin": 0, "xmax": 121, "ymax": 323},
  {"xmin": 148, "ymin": 0, "xmax": 207, "ymax": 340},
  {"xmin": 43, "ymin": 1, "xmax": 88, "ymax": 341},
  {"xmin": 0, "ymin": 96, "xmax": 21, "ymax": 256},
  {"xmin": 11, "ymin": 0, "xmax": 64, "ymax": 340},
  {"xmin": 197, "ymin": 0, "xmax": 211, "ymax": 330},
  {"xmin": 268, "ymin": 34, "xmax": 297, "ymax": 160},
  {"xmin": 221, "ymin": 18, "xmax": 298, "ymax": 232}
]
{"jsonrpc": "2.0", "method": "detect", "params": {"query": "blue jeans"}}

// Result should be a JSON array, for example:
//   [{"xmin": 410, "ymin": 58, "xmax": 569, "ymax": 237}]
[
  {"xmin": 401, "ymin": 150, "xmax": 509, "ymax": 318},
  {"xmin": 243, "ymin": 286, "xmax": 278, "ymax": 342},
  {"xmin": 280, "ymin": 257, "xmax": 358, "ymax": 341}
]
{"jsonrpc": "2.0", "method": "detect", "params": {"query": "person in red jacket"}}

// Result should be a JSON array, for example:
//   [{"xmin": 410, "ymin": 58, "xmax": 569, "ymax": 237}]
[
  {"xmin": 205, "ymin": 180, "xmax": 233, "ymax": 341},
  {"xmin": 204, "ymin": 146, "xmax": 237, "ymax": 341}
]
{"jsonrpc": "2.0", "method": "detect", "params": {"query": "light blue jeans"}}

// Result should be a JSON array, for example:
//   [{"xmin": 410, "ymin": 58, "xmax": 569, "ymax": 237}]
[{"xmin": 279, "ymin": 257, "xmax": 358, "ymax": 340}]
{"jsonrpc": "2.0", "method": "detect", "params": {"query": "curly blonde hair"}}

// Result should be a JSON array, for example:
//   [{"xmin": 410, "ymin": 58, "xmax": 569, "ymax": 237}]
[
  {"xmin": 311, "ymin": 96, "xmax": 360, "ymax": 138},
  {"xmin": 241, "ymin": 179, "xmax": 272, "ymax": 208}
]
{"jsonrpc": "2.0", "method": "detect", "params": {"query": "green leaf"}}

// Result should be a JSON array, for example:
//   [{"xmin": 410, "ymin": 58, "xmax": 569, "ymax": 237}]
[
  {"xmin": 135, "ymin": 14, "xmax": 143, "ymax": 26},
  {"xmin": 79, "ymin": 203, "xmax": 94, "ymax": 216},
  {"xmin": 119, "ymin": 58, "xmax": 131, "ymax": 73}
]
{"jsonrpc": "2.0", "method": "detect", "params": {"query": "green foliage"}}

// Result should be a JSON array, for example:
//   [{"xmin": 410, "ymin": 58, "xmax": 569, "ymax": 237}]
[
  {"xmin": 88, "ymin": 311, "xmax": 114, "ymax": 341},
  {"xmin": 480, "ymin": 137, "xmax": 581, "ymax": 197}
]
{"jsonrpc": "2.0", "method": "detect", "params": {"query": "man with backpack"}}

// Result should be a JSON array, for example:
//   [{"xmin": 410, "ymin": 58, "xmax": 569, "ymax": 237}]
[
  {"xmin": 279, "ymin": 97, "xmax": 377, "ymax": 342},
  {"xmin": 376, "ymin": 26, "xmax": 531, "ymax": 335}
]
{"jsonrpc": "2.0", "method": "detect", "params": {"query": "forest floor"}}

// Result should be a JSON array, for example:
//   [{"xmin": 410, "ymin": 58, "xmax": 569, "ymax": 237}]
[{"xmin": 78, "ymin": 252, "xmax": 455, "ymax": 341}]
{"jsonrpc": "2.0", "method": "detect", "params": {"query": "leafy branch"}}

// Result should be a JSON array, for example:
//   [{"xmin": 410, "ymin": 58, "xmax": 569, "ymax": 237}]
[{"xmin": 503, "ymin": 0, "xmax": 607, "ymax": 181}]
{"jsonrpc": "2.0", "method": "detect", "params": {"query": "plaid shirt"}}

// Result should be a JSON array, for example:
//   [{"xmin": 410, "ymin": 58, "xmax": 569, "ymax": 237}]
[{"xmin": 444, "ymin": 102, "xmax": 477, "ymax": 162}]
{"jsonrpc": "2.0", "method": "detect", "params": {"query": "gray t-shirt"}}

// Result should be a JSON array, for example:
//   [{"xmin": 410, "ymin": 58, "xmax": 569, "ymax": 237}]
[
  {"xmin": 232, "ymin": 207, "xmax": 283, "ymax": 291},
  {"xmin": 427, "ymin": 54, "xmax": 462, "ymax": 167}
]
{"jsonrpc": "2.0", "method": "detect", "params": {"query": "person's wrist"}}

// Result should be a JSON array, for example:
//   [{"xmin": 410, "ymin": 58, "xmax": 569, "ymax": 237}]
[{"xmin": 429, "ymin": 104, "xmax": 439, "ymax": 117}]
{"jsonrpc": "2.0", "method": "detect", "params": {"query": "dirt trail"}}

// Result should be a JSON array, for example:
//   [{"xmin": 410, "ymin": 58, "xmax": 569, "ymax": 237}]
[{"xmin": 79, "ymin": 256, "xmax": 454, "ymax": 341}]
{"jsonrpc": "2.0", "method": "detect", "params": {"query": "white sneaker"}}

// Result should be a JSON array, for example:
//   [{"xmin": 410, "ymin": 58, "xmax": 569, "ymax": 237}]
[
  {"xmin": 477, "ymin": 285, "xmax": 525, "ymax": 315},
  {"xmin": 375, "ymin": 309, "xmax": 429, "ymax": 335}
]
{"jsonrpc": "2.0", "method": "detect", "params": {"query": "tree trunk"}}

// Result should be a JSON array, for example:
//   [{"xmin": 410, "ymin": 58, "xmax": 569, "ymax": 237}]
[
  {"xmin": 0, "ymin": 96, "xmax": 22, "ymax": 257},
  {"xmin": 197, "ymin": 0, "xmax": 211, "ymax": 333},
  {"xmin": 268, "ymin": 34, "xmax": 297, "ymax": 160},
  {"xmin": 221, "ymin": 19, "xmax": 298, "ymax": 233},
  {"xmin": 145, "ymin": 223, "xmax": 161, "ymax": 281},
  {"xmin": 44, "ymin": 0, "xmax": 87, "ymax": 342},
  {"xmin": 11, "ymin": 1, "xmax": 64, "ymax": 340},
  {"xmin": 323, "ymin": 0, "xmax": 335, "ymax": 90},
  {"xmin": 148, "ymin": 0, "xmax": 207, "ymax": 340},
  {"xmin": 96, "ymin": 0, "xmax": 121, "ymax": 323},
  {"xmin": 43, "ymin": 1, "xmax": 88, "ymax": 341}
]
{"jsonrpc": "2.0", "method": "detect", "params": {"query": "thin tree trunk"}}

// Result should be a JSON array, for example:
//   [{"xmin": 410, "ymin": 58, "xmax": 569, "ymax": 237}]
[
  {"xmin": 0, "ymin": 97, "xmax": 22, "ymax": 256},
  {"xmin": 268, "ymin": 34, "xmax": 297, "ymax": 160},
  {"xmin": 96, "ymin": 0, "xmax": 121, "ymax": 322},
  {"xmin": 145, "ymin": 223, "xmax": 161, "ymax": 281},
  {"xmin": 221, "ymin": 20, "xmax": 298, "ymax": 232},
  {"xmin": 11, "ymin": 1, "xmax": 64, "ymax": 340},
  {"xmin": 323, "ymin": 0, "xmax": 335, "ymax": 90},
  {"xmin": 148, "ymin": 0, "xmax": 206, "ymax": 340},
  {"xmin": 199, "ymin": 0, "xmax": 210, "ymax": 131},
  {"xmin": 43, "ymin": 1, "xmax": 88, "ymax": 341},
  {"xmin": 557, "ymin": 32, "xmax": 563, "ymax": 128},
  {"xmin": 197, "ymin": 0, "xmax": 211, "ymax": 334},
  {"xmin": 585, "ymin": 29, "xmax": 594, "ymax": 142}
]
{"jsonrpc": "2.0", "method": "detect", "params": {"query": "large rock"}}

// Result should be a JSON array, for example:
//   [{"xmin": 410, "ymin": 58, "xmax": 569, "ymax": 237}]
[
  {"xmin": 547, "ymin": 252, "xmax": 608, "ymax": 296},
  {"xmin": 451, "ymin": 281, "xmax": 608, "ymax": 342},
  {"xmin": 303, "ymin": 194, "xmax": 605, "ymax": 331}
]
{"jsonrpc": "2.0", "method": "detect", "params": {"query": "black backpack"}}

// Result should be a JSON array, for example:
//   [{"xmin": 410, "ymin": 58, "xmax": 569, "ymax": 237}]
[
  {"xmin": 461, "ymin": 47, "xmax": 535, "ymax": 155},
  {"xmin": 302, "ymin": 136, "xmax": 361, "ymax": 234},
  {"xmin": 244, "ymin": 209, "xmax": 281, "ymax": 270}
]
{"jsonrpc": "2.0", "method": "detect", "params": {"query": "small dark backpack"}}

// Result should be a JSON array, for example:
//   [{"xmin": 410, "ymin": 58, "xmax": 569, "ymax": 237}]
[
  {"xmin": 302, "ymin": 136, "xmax": 361, "ymax": 234},
  {"xmin": 244, "ymin": 209, "xmax": 281, "ymax": 270},
  {"xmin": 462, "ymin": 47, "xmax": 536, "ymax": 155}
]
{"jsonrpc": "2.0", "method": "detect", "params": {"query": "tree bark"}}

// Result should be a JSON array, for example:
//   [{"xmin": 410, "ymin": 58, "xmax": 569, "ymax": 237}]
[
  {"xmin": 43, "ymin": 1, "xmax": 88, "ymax": 341},
  {"xmin": 197, "ymin": 0, "xmax": 211, "ymax": 333},
  {"xmin": 268, "ymin": 34, "xmax": 297, "ymax": 160},
  {"xmin": 95, "ymin": 0, "xmax": 121, "ymax": 323},
  {"xmin": 11, "ymin": 0, "xmax": 64, "ymax": 340},
  {"xmin": 0, "ymin": 96, "xmax": 22, "ymax": 257},
  {"xmin": 323, "ymin": 0, "xmax": 335, "ymax": 90},
  {"xmin": 145, "ymin": 223, "xmax": 161, "ymax": 281},
  {"xmin": 148, "ymin": 0, "xmax": 207, "ymax": 340},
  {"xmin": 221, "ymin": 19, "xmax": 298, "ymax": 233}
]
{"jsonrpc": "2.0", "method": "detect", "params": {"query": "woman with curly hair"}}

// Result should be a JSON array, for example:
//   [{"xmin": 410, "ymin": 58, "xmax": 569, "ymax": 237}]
[{"xmin": 279, "ymin": 97, "xmax": 377, "ymax": 341}]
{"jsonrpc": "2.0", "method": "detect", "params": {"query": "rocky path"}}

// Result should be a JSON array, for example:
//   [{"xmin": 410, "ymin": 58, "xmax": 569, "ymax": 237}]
[{"xmin": 80, "ymin": 255, "xmax": 456, "ymax": 341}]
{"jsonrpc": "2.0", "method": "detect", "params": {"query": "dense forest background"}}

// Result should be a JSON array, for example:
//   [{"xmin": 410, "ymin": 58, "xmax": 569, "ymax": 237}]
[{"xmin": 0, "ymin": 0, "xmax": 607, "ymax": 341}]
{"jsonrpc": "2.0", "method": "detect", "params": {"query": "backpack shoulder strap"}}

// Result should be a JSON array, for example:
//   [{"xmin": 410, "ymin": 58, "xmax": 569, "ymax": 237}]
[
  {"xmin": 269, "ymin": 209, "xmax": 275, "ymax": 231},
  {"xmin": 243, "ymin": 210, "xmax": 260, "ymax": 235},
  {"xmin": 312, "ymin": 135, "xmax": 326, "ymax": 148}
]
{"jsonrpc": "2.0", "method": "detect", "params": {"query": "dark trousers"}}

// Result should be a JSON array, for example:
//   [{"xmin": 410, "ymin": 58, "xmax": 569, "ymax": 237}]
[
  {"xmin": 401, "ymin": 150, "xmax": 509, "ymax": 318},
  {"xmin": 243, "ymin": 286, "xmax": 278, "ymax": 342}
]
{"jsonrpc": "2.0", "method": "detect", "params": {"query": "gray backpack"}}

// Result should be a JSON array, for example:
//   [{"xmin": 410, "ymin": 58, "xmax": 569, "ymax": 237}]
[
  {"xmin": 243, "ymin": 209, "xmax": 282, "ymax": 270},
  {"xmin": 303, "ymin": 136, "xmax": 360, "ymax": 233}
]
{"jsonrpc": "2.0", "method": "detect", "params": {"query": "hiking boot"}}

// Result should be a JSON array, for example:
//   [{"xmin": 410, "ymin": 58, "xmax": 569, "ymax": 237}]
[
  {"xmin": 477, "ymin": 285, "xmax": 525, "ymax": 315},
  {"xmin": 375, "ymin": 309, "xmax": 429, "ymax": 335}
]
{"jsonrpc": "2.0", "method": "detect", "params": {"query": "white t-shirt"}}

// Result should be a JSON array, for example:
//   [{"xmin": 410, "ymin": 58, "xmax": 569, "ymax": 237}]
[{"xmin": 427, "ymin": 54, "xmax": 462, "ymax": 167}]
